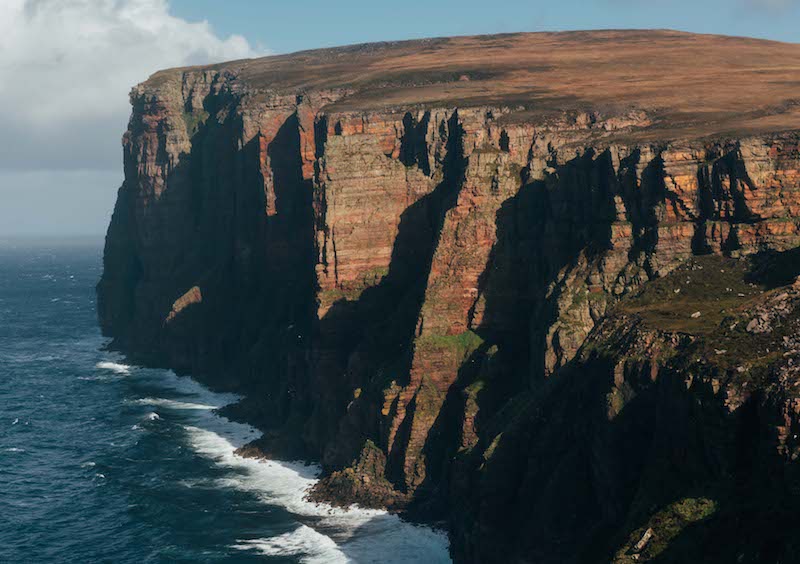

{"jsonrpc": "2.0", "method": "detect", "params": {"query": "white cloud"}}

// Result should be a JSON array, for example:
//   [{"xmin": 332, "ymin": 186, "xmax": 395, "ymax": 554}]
[{"xmin": 0, "ymin": 0, "xmax": 261, "ymax": 170}]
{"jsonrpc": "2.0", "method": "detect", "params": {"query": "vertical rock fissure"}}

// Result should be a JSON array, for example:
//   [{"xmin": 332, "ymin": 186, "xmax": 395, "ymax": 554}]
[
  {"xmin": 621, "ymin": 150, "xmax": 665, "ymax": 276},
  {"xmin": 96, "ymin": 41, "xmax": 800, "ymax": 564},
  {"xmin": 693, "ymin": 160, "xmax": 715, "ymax": 255},
  {"xmin": 305, "ymin": 110, "xmax": 469, "ymax": 476},
  {"xmin": 400, "ymin": 111, "xmax": 433, "ymax": 176}
]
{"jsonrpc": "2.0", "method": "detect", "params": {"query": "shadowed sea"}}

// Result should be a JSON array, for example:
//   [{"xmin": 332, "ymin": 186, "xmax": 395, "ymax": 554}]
[{"xmin": 0, "ymin": 238, "xmax": 451, "ymax": 563}]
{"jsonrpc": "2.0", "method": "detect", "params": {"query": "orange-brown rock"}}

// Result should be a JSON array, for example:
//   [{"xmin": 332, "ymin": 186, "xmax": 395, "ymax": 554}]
[{"xmin": 98, "ymin": 30, "xmax": 800, "ymax": 563}]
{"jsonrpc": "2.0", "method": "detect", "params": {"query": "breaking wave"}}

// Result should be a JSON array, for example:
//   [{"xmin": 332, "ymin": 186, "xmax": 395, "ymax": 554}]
[
  {"xmin": 142, "ymin": 369, "xmax": 451, "ymax": 563},
  {"xmin": 130, "ymin": 398, "xmax": 216, "ymax": 411},
  {"xmin": 95, "ymin": 361, "xmax": 131, "ymax": 375}
]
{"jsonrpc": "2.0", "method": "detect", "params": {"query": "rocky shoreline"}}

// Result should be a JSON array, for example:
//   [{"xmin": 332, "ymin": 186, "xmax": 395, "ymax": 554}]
[{"xmin": 99, "ymin": 31, "xmax": 800, "ymax": 562}]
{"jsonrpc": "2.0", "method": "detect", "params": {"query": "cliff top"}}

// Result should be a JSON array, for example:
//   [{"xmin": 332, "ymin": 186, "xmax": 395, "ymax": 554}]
[{"xmin": 146, "ymin": 29, "xmax": 800, "ymax": 140}]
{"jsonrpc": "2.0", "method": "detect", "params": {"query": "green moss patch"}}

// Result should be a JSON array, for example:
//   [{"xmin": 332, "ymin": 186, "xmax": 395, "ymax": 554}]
[
  {"xmin": 318, "ymin": 266, "xmax": 391, "ymax": 306},
  {"xmin": 318, "ymin": 286, "xmax": 363, "ymax": 305},
  {"xmin": 415, "ymin": 330, "xmax": 485, "ymax": 360},
  {"xmin": 615, "ymin": 497, "xmax": 718, "ymax": 562},
  {"xmin": 464, "ymin": 377, "xmax": 487, "ymax": 400},
  {"xmin": 183, "ymin": 109, "xmax": 210, "ymax": 136}
]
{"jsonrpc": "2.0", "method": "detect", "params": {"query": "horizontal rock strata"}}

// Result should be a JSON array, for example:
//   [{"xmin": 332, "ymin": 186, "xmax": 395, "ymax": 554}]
[{"xmin": 98, "ymin": 30, "xmax": 800, "ymax": 563}]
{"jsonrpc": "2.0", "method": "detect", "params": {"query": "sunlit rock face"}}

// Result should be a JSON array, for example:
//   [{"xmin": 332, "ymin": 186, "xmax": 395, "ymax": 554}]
[{"xmin": 99, "ymin": 30, "xmax": 800, "ymax": 563}]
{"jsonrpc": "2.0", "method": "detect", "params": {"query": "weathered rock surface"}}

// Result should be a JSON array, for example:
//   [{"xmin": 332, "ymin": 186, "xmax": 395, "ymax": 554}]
[{"xmin": 98, "ymin": 30, "xmax": 800, "ymax": 562}]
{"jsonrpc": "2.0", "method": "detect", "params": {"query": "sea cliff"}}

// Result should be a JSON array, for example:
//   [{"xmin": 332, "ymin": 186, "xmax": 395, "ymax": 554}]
[{"xmin": 99, "ymin": 30, "xmax": 800, "ymax": 562}]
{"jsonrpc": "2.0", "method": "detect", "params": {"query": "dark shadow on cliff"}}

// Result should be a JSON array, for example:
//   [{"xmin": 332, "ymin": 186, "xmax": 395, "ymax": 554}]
[
  {"xmin": 746, "ymin": 246, "xmax": 800, "ymax": 289},
  {"xmin": 223, "ymin": 111, "xmax": 320, "ymax": 451},
  {"xmin": 620, "ymin": 385, "xmax": 800, "ymax": 564},
  {"xmin": 401, "ymin": 148, "xmax": 624, "ymax": 522},
  {"xmin": 404, "ymin": 143, "xmax": 800, "ymax": 560},
  {"xmin": 439, "ymin": 331, "xmax": 800, "ymax": 563},
  {"xmin": 619, "ymin": 150, "xmax": 664, "ymax": 272},
  {"xmin": 305, "ymin": 112, "xmax": 468, "ymax": 477},
  {"xmin": 99, "ymin": 88, "xmax": 240, "ymax": 366},
  {"xmin": 102, "ymin": 86, "xmax": 323, "ymax": 462}
]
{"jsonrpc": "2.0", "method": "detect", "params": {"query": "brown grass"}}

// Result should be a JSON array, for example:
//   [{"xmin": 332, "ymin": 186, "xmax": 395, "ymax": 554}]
[{"xmin": 150, "ymin": 30, "xmax": 800, "ymax": 140}]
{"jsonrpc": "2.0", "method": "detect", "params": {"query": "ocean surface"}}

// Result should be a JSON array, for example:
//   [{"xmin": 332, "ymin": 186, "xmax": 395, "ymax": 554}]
[{"xmin": 0, "ymin": 238, "xmax": 451, "ymax": 563}]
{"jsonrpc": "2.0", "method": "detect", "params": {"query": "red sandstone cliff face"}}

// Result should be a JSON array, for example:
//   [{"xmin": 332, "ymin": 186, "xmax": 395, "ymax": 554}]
[{"xmin": 99, "ymin": 31, "xmax": 800, "ymax": 563}]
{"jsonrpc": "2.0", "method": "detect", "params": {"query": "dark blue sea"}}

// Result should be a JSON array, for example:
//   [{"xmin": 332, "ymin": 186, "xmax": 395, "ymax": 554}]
[{"xmin": 0, "ymin": 238, "xmax": 450, "ymax": 563}]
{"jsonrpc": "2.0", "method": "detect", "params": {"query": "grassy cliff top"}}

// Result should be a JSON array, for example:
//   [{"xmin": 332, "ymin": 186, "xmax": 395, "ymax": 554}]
[{"xmin": 146, "ymin": 30, "xmax": 800, "ymax": 140}]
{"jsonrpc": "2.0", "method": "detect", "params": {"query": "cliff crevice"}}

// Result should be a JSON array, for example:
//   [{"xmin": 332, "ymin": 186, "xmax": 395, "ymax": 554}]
[{"xmin": 99, "ymin": 31, "xmax": 800, "ymax": 563}]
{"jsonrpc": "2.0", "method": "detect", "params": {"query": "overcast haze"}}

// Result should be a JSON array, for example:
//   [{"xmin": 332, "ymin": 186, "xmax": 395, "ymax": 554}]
[{"xmin": 1, "ymin": 0, "xmax": 798, "ymax": 237}]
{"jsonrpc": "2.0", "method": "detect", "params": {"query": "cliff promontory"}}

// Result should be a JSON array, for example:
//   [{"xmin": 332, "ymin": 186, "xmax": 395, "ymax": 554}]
[{"xmin": 99, "ymin": 30, "xmax": 800, "ymax": 562}]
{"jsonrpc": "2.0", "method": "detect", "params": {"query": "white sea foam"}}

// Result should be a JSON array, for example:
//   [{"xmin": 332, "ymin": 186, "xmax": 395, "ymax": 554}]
[
  {"xmin": 152, "ymin": 371, "xmax": 241, "ymax": 407},
  {"xmin": 131, "ymin": 398, "xmax": 216, "ymax": 411},
  {"xmin": 113, "ymin": 364, "xmax": 450, "ymax": 562},
  {"xmin": 184, "ymin": 421, "xmax": 451, "ymax": 562},
  {"xmin": 12, "ymin": 418, "xmax": 19, "ymax": 425},
  {"xmin": 5, "ymin": 447, "xmax": 25, "ymax": 453},
  {"xmin": 232, "ymin": 527, "xmax": 347, "ymax": 563},
  {"xmin": 96, "ymin": 361, "xmax": 131, "ymax": 375},
  {"xmin": 178, "ymin": 478, "xmax": 212, "ymax": 489},
  {"xmin": 132, "ymin": 411, "xmax": 162, "ymax": 430}
]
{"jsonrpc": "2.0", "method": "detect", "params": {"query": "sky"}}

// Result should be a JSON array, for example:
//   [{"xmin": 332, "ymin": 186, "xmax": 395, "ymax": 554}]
[{"xmin": 0, "ymin": 0, "xmax": 798, "ymax": 237}]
